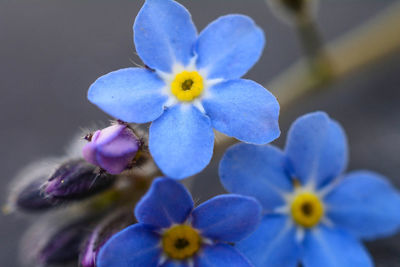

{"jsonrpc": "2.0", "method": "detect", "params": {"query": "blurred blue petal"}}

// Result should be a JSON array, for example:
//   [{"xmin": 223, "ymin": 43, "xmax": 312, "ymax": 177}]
[
  {"xmin": 302, "ymin": 226, "xmax": 373, "ymax": 267},
  {"xmin": 149, "ymin": 105, "xmax": 214, "ymax": 179},
  {"xmin": 219, "ymin": 143, "xmax": 292, "ymax": 211},
  {"xmin": 325, "ymin": 171, "xmax": 400, "ymax": 240},
  {"xmin": 97, "ymin": 224, "xmax": 161, "ymax": 267},
  {"xmin": 160, "ymin": 261, "xmax": 187, "ymax": 267},
  {"xmin": 284, "ymin": 112, "xmax": 348, "ymax": 188},
  {"xmin": 191, "ymin": 195, "xmax": 262, "ymax": 242},
  {"xmin": 88, "ymin": 68, "xmax": 167, "ymax": 123},
  {"xmin": 135, "ymin": 178, "xmax": 193, "ymax": 228},
  {"xmin": 134, "ymin": 0, "xmax": 197, "ymax": 73},
  {"xmin": 202, "ymin": 79, "xmax": 280, "ymax": 144},
  {"xmin": 237, "ymin": 215, "xmax": 299, "ymax": 267},
  {"xmin": 195, "ymin": 244, "xmax": 252, "ymax": 267},
  {"xmin": 195, "ymin": 15, "xmax": 265, "ymax": 80}
]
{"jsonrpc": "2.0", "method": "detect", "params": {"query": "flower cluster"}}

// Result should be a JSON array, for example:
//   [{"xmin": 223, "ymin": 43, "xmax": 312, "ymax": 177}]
[{"xmin": 6, "ymin": 0, "xmax": 400, "ymax": 267}]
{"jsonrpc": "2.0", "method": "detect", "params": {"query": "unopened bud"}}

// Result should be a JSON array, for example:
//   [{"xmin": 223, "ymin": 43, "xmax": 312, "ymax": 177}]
[
  {"xmin": 80, "ymin": 209, "xmax": 135, "ymax": 267},
  {"xmin": 16, "ymin": 180, "xmax": 55, "ymax": 211},
  {"xmin": 44, "ymin": 159, "xmax": 115, "ymax": 200},
  {"xmin": 280, "ymin": 0, "xmax": 307, "ymax": 13},
  {"xmin": 39, "ymin": 220, "xmax": 89, "ymax": 265},
  {"xmin": 7, "ymin": 160, "xmax": 58, "ymax": 213},
  {"xmin": 83, "ymin": 124, "xmax": 141, "ymax": 175},
  {"xmin": 267, "ymin": 0, "xmax": 318, "ymax": 24}
]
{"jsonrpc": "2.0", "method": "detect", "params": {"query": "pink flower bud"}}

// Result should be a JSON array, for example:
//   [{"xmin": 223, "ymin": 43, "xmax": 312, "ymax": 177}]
[{"xmin": 83, "ymin": 124, "xmax": 140, "ymax": 174}]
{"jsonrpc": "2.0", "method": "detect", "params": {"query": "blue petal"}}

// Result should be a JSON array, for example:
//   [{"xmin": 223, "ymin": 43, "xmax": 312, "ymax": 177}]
[
  {"xmin": 195, "ymin": 244, "xmax": 252, "ymax": 267},
  {"xmin": 191, "ymin": 195, "xmax": 262, "ymax": 242},
  {"xmin": 160, "ymin": 261, "xmax": 187, "ymax": 267},
  {"xmin": 202, "ymin": 79, "xmax": 280, "ymax": 144},
  {"xmin": 219, "ymin": 143, "xmax": 292, "ymax": 211},
  {"xmin": 97, "ymin": 224, "xmax": 161, "ymax": 267},
  {"xmin": 149, "ymin": 104, "xmax": 214, "ymax": 179},
  {"xmin": 236, "ymin": 215, "xmax": 299, "ymax": 267},
  {"xmin": 134, "ymin": 0, "xmax": 197, "ymax": 73},
  {"xmin": 284, "ymin": 112, "xmax": 348, "ymax": 188},
  {"xmin": 302, "ymin": 226, "xmax": 373, "ymax": 267},
  {"xmin": 195, "ymin": 15, "xmax": 265, "ymax": 80},
  {"xmin": 135, "ymin": 178, "xmax": 193, "ymax": 228},
  {"xmin": 324, "ymin": 171, "xmax": 400, "ymax": 240},
  {"xmin": 88, "ymin": 68, "xmax": 167, "ymax": 123}
]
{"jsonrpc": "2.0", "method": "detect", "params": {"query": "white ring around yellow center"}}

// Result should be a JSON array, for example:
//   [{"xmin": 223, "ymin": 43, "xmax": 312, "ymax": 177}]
[
  {"xmin": 171, "ymin": 71, "xmax": 204, "ymax": 102},
  {"xmin": 162, "ymin": 224, "xmax": 202, "ymax": 260},
  {"xmin": 290, "ymin": 192, "xmax": 324, "ymax": 228}
]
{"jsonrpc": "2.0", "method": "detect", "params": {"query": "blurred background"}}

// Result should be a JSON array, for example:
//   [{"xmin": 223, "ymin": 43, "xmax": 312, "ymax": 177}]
[{"xmin": 1, "ymin": 0, "xmax": 399, "ymax": 266}]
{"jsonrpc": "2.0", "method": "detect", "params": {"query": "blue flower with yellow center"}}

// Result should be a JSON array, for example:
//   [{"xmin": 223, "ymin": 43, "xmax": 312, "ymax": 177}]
[
  {"xmin": 96, "ymin": 178, "xmax": 262, "ymax": 267},
  {"xmin": 219, "ymin": 111, "xmax": 400, "ymax": 267},
  {"xmin": 88, "ymin": 0, "xmax": 280, "ymax": 179}
]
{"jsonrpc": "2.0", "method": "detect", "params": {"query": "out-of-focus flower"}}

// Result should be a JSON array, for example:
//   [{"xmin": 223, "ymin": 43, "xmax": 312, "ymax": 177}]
[
  {"xmin": 267, "ymin": 0, "xmax": 319, "ymax": 23},
  {"xmin": 219, "ymin": 111, "xmax": 400, "ymax": 267},
  {"xmin": 88, "ymin": 0, "xmax": 280, "ymax": 179},
  {"xmin": 44, "ymin": 159, "xmax": 116, "ymax": 200},
  {"xmin": 80, "ymin": 209, "xmax": 136, "ymax": 267},
  {"xmin": 96, "ymin": 178, "xmax": 262, "ymax": 267},
  {"xmin": 83, "ymin": 124, "xmax": 141, "ymax": 175}
]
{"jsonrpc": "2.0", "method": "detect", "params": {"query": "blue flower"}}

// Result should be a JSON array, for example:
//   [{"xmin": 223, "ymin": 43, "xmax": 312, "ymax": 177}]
[
  {"xmin": 97, "ymin": 178, "xmax": 262, "ymax": 267},
  {"xmin": 88, "ymin": 0, "xmax": 280, "ymax": 179},
  {"xmin": 219, "ymin": 111, "xmax": 400, "ymax": 267}
]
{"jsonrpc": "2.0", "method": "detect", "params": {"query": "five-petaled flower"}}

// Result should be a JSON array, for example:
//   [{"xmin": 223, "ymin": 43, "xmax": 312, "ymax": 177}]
[
  {"xmin": 219, "ymin": 111, "xmax": 400, "ymax": 267},
  {"xmin": 88, "ymin": 0, "xmax": 280, "ymax": 179},
  {"xmin": 97, "ymin": 178, "xmax": 262, "ymax": 267}
]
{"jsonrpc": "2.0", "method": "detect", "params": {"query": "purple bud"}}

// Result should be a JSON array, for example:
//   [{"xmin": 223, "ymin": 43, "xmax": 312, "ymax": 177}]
[
  {"xmin": 39, "ymin": 220, "xmax": 89, "ymax": 265},
  {"xmin": 7, "ymin": 160, "xmax": 59, "ymax": 213},
  {"xmin": 21, "ymin": 208, "xmax": 97, "ymax": 267},
  {"xmin": 82, "ymin": 124, "xmax": 141, "ymax": 174},
  {"xmin": 80, "ymin": 209, "xmax": 135, "ymax": 267},
  {"xmin": 16, "ymin": 180, "xmax": 55, "ymax": 211},
  {"xmin": 44, "ymin": 159, "xmax": 115, "ymax": 200}
]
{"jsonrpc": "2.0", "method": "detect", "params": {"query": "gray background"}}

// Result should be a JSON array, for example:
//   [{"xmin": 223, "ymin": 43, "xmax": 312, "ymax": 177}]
[{"xmin": 1, "ymin": 0, "xmax": 399, "ymax": 266}]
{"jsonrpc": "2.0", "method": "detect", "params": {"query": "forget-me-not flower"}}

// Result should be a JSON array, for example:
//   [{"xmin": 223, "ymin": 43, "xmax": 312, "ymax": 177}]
[
  {"xmin": 96, "ymin": 178, "xmax": 262, "ymax": 267},
  {"xmin": 88, "ymin": 0, "xmax": 280, "ymax": 179},
  {"xmin": 219, "ymin": 111, "xmax": 400, "ymax": 267}
]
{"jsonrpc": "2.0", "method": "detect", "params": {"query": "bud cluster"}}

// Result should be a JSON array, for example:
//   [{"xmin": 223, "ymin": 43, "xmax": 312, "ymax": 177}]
[{"xmin": 6, "ymin": 122, "xmax": 154, "ymax": 266}]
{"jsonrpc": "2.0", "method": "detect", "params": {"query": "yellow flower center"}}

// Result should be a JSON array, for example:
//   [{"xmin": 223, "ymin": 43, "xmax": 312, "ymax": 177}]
[
  {"xmin": 290, "ymin": 192, "xmax": 324, "ymax": 228},
  {"xmin": 161, "ymin": 224, "xmax": 202, "ymax": 260},
  {"xmin": 171, "ymin": 71, "xmax": 204, "ymax": 102}
]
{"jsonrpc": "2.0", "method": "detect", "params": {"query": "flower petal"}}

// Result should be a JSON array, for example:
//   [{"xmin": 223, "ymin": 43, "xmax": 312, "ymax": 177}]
[
  {"xmin": 135, "ymin": 178, "xmax": 193, "ymax": 229},
  {"xmin": 324, "ymin": 171, "xmax": 400, "ymax": 240},
  {"xmin": 97, "ymin": 224, "xmax": 161, "ymax": 267},
  {"xmin": 191, "ymin": 195, "xmax": 262, "ymax": 242},
  {"xmin": 236, "ymin": 215, "xmax": 299, "ymax": 267},
  {"xmin": 160, "ymin": 261, "xmax": 187, "ymax": 267},
  {"xmin": 219, "ymin": 143, "xmax": 292, "ymax": 211},
  {"xmin": 302, "ymin": 226, "xmax": 373, "ymax": 267},
  {"xmin": 195, "ymin": 15, "xmax": 265, "ymax": 80},
  {"xmin": 202, "ymin": 79, "xmax": 280, "ymax": 144},
  {"xmin": 195, "ymin": 244, "xmax": 252, "ymax": 267},
  {"xmin": 149, "ymin": 104, "xmax": 214, "ymax": 179},
  {"xmin": 284, "ymin": 112, "xmax": 348, "ymax": 188},
  {"xmin": 134, "ymin": 0, "xmax": 197, "ymax": 73},
  {"xmin": 88, "ymin": 68, "xmax": 167, "ymax": 123}
]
